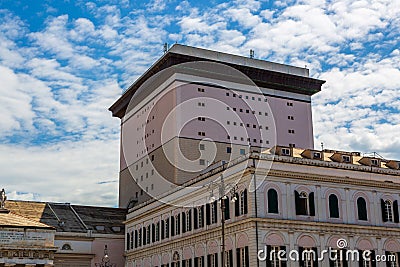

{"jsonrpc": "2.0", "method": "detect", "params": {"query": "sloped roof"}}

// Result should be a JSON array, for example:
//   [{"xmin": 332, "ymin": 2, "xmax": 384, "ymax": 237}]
[
  {"xmin": 5, "ymin": 200, "xmax": 126, "ymax": 234},
  {"xmin": 0, "ymin": 209, "xmax": 53, "ymax": 229}
]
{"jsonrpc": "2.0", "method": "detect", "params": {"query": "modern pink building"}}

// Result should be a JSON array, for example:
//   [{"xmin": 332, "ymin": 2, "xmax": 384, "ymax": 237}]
[{"xmin": 109, "ymin": 44, "xmax": 325, "ymax": 208}]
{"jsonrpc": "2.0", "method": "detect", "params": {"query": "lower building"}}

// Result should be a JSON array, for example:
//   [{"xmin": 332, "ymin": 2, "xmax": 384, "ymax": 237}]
[
  {"xmin": 4, "ymin": 200, "xmax": 126, "ymax": 267},
  {"xmin": 124, "ymin": 146, "xmax": 400, "ymax": 267},
  {"xmin": 0, "ymin": 208, "xmax": 56, "ymax": 266}
]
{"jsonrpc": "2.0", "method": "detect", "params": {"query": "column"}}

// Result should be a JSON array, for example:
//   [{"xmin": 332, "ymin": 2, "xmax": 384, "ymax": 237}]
[
  {"xmin": 344, "ymin": 188, "xmax": 352, "ymax": 224},
  {"xmin": 316, "ymin": 185, "xmax": 322, "ymax": 222},
  {"xmin": 286, "ymin": 183, "xmax": 293, "ymax": 220},
  {"xmin": 371, "ymin": 190, "xmax": 379, "ymax": 226}
]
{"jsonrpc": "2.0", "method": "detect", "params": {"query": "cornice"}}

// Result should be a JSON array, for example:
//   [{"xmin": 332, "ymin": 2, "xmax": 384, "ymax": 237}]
[{"xmin": 265, "ymin": 169, "xmax": 400, "ymax": 190}]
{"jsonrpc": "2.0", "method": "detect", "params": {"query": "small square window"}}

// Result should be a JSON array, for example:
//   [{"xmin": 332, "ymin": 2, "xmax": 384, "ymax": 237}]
[
  {"xmin": 241, "ymin": 137, "xmax": 244, "ymax": 141},
  {"xmin": 227, "ymin": 107, "xmax": 230, "ymax": 110},
  {"xmin": 246, "ymin": 110, "xmax": 249, "ymax": 113},
  {"xmin": 240, "ymin": 109, "xmax": 243, "ymax": 112},
  {"xmin": 226, "ymin": 92, "xmax": 229, "ymax": 96},
  {"xmin": 199, "ymin": 144, "xmax": 205, "ymax": 150},
  {"xmin": 281, "ymin": 148, "xmax": 290, "ymax": 156},
  {"xmin": 227, "ymin": 135, "xmax": 230, "ymax": 139},
  {"xmin": 258, "ymin": 98, "xmax": 261, "ymax": 101},
  {"xmin": 252, "ymin": 97, "xmax": 255, "ymax": 100},
  {"xmin": 233, "ymin": 94, "xmax": 236, "ymax": 97},
  {"xmin": 259, "ymin": 112, "xmax": 262, "ymax": 115},
  {"xmin": 199, "ymin": 159, "xmax": 205, "ymax": 165},
  {"xmin": 246, "ymin": 124, "xmax": 250, "ymax": 127},
  {"xmin": 227, "ymin": 121, "xmax": 230, "ymax": 125},
  {"xmin": 245, "ymin": 96, "xmax": 249, "ymax": 99},
  {"xmin": 233, "ymin": 122, "xmax": 237, "ymax": 126},
  {"xmin": 233, "ymin": 108, "xmax": 236, "ymax": 111},
  {"xmin": 227, "ymin": 147, "xmax": 232, "ymax": 153},
  {"xmin": 240, "ymin": 123, "xmax": 243, "ymax": 126},
  {"xmin": 234, "ymin": 136, "xmax": 237, "ymax": 140},
  {"xmin": 240, "ymin": 149, "xmax": 246, "ymax": 155},
  {"xmin": 253, "ymin": 125, "xmax": 256, "ymax": 128}
]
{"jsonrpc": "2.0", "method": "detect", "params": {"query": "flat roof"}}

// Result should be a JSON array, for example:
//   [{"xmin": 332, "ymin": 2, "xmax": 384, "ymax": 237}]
[{"xmin": 109, "ymin": 44, "xmax": 325, "ymax": 118}]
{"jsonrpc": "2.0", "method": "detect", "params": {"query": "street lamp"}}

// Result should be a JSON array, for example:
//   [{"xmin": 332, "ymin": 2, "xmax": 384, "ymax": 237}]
[
  {"xmin": 95, "ymin": 245, "xmax": 116, "ymax": 267},
  {"xmin": 209, "ymin": 175, "xmax": 238, "ymax": 267}
]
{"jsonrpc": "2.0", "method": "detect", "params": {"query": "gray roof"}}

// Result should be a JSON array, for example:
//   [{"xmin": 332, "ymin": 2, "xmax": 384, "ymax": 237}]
[{"xmin": 5, "ymin": 200, "xmax": 126, "ymax": 234}]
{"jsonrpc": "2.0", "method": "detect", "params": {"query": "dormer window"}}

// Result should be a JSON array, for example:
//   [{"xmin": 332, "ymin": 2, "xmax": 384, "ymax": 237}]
[
  {"xmin": 281, "ymin": 148, "xmax": 290, "ymax": 156},
  {"xmin": 342, "ymin": 155, "xmax": 351, "ymax": 163},
  {"xmin": 371, "ymin": 159, "xmax": 378, "ymax": 166},
  {"xmin": 313, "ymin": 152, "xmax": 321, "ymax": 159}
]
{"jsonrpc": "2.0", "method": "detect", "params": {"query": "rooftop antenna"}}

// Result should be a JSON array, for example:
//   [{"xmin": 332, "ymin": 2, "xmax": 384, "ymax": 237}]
[
  {"xmin": 321, "ymin": 142, "xmax": 324, "ymax": 150},
  {"xmin": 249, "ymin": 49, "xmax": 255, "ymax": 59},
  {"xmin": 163, "ymin": 43, "xmax": 169, "ymax": 54}
]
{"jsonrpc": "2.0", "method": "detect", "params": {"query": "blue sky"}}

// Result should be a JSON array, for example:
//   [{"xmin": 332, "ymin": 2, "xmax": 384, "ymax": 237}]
[{"xmin": 0, "ymin": 0, "xmax": 399, "ymax": 207}]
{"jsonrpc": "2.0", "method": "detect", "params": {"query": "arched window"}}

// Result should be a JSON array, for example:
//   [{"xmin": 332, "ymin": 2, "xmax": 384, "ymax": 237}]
[
  {"xmin": 295, "ymin": 191, "xmax": 315, "ymax": 216},
  {"xmin": 267, "ymin": 188, "xmax": 279, "ymax": 214},
  {"xmin": 328, "ymin": 194, "xmax": 340, "ymax": 218},
  {"xmin": 357, "ymin": 197, "xmax": 368, "ymax": 221},
  {"xmin": 171, "ymin": 251, "xmax": 180, "ymax": 267},
  {"xmin": 61, "ymin": 243, "xmax": 72, "ymax": 250},
  {"xmin": 381, "ymin": 199, "xmax": 399, "ymax": 222}
]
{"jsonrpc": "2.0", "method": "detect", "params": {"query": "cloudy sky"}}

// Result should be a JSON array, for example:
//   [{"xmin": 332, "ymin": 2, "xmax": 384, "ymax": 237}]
[{"xmin": 0, "ymin": 0, "xmax": 399, "ymax": 207}]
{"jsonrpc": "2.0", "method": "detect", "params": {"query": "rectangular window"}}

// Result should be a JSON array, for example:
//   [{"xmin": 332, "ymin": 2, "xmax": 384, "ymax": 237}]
[
  {"xmin": 227, "ymin": 147, "xmax": 232, "ymax": 153},
  {"xmin": 199, "ymin": 159, "xmax": 205, "ymax": 165},
  {"xmin": 198, "ymin": 88, "xmax": 205, "ymax": 92},
  {"xmin": 281, "ymin": 148, "xmax": 290, "ymax": 156},
  {"xmin": 342, "ymin": 155, "xmax": 351, "ymax": 163},
  {"xmin": 200, "ymin": 144, "xmax": 205, "ymax": 150},
  {"xmin": 240, "ymin": 149, "xmax": 246, "ymax": 155},
  {"xmin": 287, "ymin": 102, "xmax": 293, "ymax": 106}
]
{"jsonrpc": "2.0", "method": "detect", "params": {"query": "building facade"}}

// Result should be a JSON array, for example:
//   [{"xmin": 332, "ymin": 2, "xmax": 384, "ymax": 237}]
[
  {"xmin": 109, "ymin": 44, "xmax": 325, "ymax": 208},
  {"xmin": 4, "ymin": 201, "xmax": 126, "ymax": 267},
  {"xmin": 124, "ymin": 147, "xmax": 400, "ymax": 267}
]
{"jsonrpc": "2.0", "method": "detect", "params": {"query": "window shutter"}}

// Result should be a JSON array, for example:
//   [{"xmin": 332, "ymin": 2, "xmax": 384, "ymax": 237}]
[
  {"xmin": 385, "ymin": 251, "xmax": 390, "ymax": 267},
  {"xmin": 280, "ymin": 246, "xmax": 287, "ymax": 267},
  {"xmin": 381, "ymin": 199, "xmax": 387, "ymax": 222},
  {"xmin": 134, "ymin": 230, "xmax": 138, "ymax": 248},
  {"xmin": 236, "ymin": 249, "xmax": 240, "ymax": 267},
  {"xmin": 194, "ymin": 208, "xmax": 198, "ymax": 229},
  {"xmin": 299, "ymin": 247, "xmax": 304, "ymax": 267},
  {"xmin": 189, "ymin": 210, "xmax": 192, "ymax": 231},
  {"xmin": 224, "ymin": 198, "xmax": 230, "ymax": 220},
  {"xmin": 394, "ymin": 200, "xmax": 399, "ymax": 223},
  {"xmin": 245, "ymin": 246, "xmax": 249, "ymax": 267},
  {"xmin": 166, "ymin": 218, "xmax": 169, "ymax": 238},
  {"xmin": 152, "ymin": 224, "xmax": 155, "ymax": 243},
  {"xmin": 309, "ymin": 192, "xmax": 315, "ymax": 216},
  {"xmin": 200, "ymin": 206, "xmax": 204, "ymax": 227},
  {"xmin": 213, "ymin": 201, "xmax": 218, "ymax": 223},
  {"xmin": 243, "ymin": 190, "xmax": 248, "ymax": 215},
  {"xmin": 371, "ymin": 250, "xmax": 376, "ymax": 267},
  {"xmin": 358, "ymin": 250, "xmax": 363, "ymax": 267},
  {"xmin": 161, "ymin": 220, "xmax": 165, "ymax": 239},
  {"xmin": 177, "ymin": 214, "xmax": 180, "ymax": 234},
  {"xmin": 142, "ymin": 227, "xmax": 146, "ymax": 245},
  {"xmin": 295, "ymin": 190, "xmax": 300, "ymax": 215},
  {"xmin": 341, "ymin": 249, "xmax": 348, "ymax": 267},
  {"xmin": 206, "ymin": 204, "xmax": 211, "ymax": 225},
  {"xmin": 235, "ymin": 193, "xmax": 240, "ymax": 216},
  {"xmin": 266, "ymin": 245, "xmax": 272, "ymax": 266},
  {"xmin": 182, "ymin": 212, "xmax": 186, "ymax": 233},
  {"xmin": 171, "ymin": 217, "xmax": 175, "ymax": 237},
  {"xmin": 126, "ymin": 232, "xmax": 130, "ymax": 250},
  {"xmin": 312, "ymin": 247, "xmax": 318, "ymax": 267}
]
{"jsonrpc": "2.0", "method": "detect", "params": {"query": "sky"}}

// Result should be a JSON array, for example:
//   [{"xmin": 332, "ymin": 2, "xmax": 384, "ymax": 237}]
[{"xmin": 0, "ymin": 0, "xmax": 399, "ymax": 207}]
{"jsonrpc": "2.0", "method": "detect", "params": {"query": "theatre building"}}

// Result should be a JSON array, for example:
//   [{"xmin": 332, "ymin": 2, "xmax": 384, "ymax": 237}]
[{"xmin": 124, "ymin": 147, "xmax": 400, "ymax": 267}]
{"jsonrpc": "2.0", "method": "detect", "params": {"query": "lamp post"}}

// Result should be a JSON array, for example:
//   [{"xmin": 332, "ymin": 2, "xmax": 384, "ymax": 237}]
[
  {"xmin": 95, "ymin": 245, "xmax": 116, "ymax": 267},
  {"xmin": 210, "ymin": 175, "xmax": 237, "ymax": 267}
]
